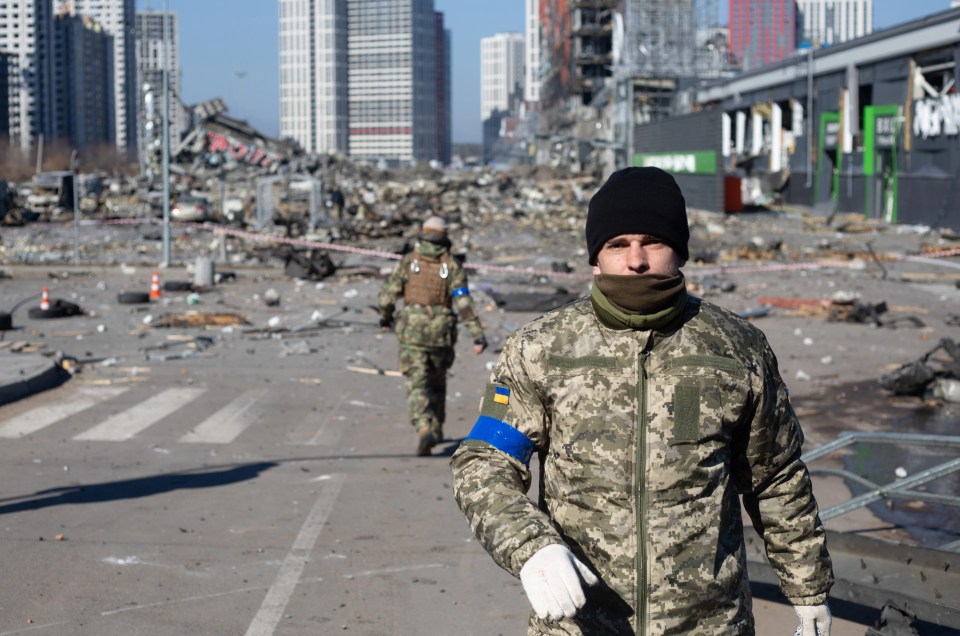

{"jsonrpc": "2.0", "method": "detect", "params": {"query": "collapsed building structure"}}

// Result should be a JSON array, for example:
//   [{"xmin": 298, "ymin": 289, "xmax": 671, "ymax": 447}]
[
  {"xmin": 534, "ymin": 3, "xmax": 960, "ymax": 231},
  {"xmin": 534, "ymin": 0, "xmax": 727, "ymax": 176}
]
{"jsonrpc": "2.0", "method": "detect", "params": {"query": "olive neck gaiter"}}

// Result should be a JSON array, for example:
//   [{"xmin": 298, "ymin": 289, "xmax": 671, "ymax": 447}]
[{"xmin": 590, "ymin": 273, "xmax": 688, "ymax": 331}]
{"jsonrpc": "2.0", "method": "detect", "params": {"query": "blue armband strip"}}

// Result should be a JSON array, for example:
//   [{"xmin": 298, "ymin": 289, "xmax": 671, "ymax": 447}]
[
  {"xmin": 465, "ymin": 415, "xmax": 536, "ymax": 466},
  {"xmin": 451, "ymin": 287, "xmax": 469, "ymax": 297}
]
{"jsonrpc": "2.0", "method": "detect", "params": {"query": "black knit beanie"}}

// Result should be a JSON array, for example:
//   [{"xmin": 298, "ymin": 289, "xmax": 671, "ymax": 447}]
[{"xmin": 586, "ymin": 167, "xmax": 690, "ymax": 264}]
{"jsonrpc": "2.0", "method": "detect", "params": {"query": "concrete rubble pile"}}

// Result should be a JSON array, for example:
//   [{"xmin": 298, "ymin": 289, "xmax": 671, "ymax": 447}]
[{"xmin": 5, "ymin": 92, "xmax": 959, "ymax": 283}]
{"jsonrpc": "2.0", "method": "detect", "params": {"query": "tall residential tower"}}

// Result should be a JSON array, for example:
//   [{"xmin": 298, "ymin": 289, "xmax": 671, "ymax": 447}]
[
  {"xmin": 278, "ymin": 0, "xmax": 349, "ymax": 155},
  {"xmin": 65, "ymin": 0, "xmax": 137, "ymax": 154},
  {"xmin": 481, "ymin": 32, "xmax": 525, "ymax": 122},
  {"xmin": 136, "ymin": 11, "xmax": 184, "ymax": 160},
  {"xmin": 728, "ymin": 0, "xmax": 796, "ymax": 70},
  {"xmin": 796, "ymin": 0, "xmax": 873, "ymax": 48},
  {"xmin": 524, "ymin": 0, "xmax": 541, "ymax": 104},
  {"xmin": 279, "ymin": 0, "xmax": 448, "ymax": 165},
  {"xmin": 0, "ymin": 0, "xmax": 54, "ymax": 149},
  {"xmin": 347, "ymin": 0, "xmax": 440, "ymax": 165}
]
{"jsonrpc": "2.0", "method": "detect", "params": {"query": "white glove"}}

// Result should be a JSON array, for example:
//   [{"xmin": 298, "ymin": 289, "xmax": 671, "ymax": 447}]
[
  {"xmin": 519, "ymin": 543, "xmax": 599, "ymax": 620},
  {"xmin": 794, "ymin": 603, "xmax": 832, "ymax": 636}
]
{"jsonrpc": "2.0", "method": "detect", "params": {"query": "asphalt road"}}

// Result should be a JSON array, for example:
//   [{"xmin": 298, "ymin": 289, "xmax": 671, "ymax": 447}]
[
  {"xmin": 1, "ymin": 222, "xmax": 958, "ymax": 634},
  {"xmin": 0, "ymin": 263, "xmax": 537, "ymax": 635}
]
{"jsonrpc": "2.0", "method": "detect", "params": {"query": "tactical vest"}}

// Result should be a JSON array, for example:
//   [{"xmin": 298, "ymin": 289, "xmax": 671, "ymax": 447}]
[{"xmin": 403, "ymin": 253, "xmax": 451, "ymax": 307}]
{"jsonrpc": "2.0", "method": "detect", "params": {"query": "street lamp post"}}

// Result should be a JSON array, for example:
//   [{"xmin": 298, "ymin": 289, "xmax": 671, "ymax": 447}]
[
  {"xmin": 219, "ymin": 156, "xmax": 227, "ymax": 262},
  {"xmin": 161, "ymin": 0, "xmax": 172, "ymax": 267},
  {"xmin": 71, "ymin": 150, "xmax": 80, "ymax": 264},
  {"xmin": 806, "ymin": 46, "xmax": 814, "ymax": 190}
]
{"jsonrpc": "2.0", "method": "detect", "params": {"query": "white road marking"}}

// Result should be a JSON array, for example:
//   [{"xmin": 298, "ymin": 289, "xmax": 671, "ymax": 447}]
[
  {"xmin": 74, "ymin": 387, "xmax": 205, "ymax": 441},
  {"xmin": 0, "ymin": 387, "xmax": 129, "ymax": 438},
  {"xmin": 244, "ymin": 474, "xmax": 345, "ymax": 636},
  {"xmin": 0, "ymin": 620, "xmax": 73, "ymax": 634},
  {"xmin": 178, "ymin": 389, "xmax": 266, "ymax": 444}
]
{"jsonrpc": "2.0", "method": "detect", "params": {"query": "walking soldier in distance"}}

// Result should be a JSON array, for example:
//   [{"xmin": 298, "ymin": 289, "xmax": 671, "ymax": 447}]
[{"xmin": 379, "ymin": 216, "xmax": 487, "ymax": 456}]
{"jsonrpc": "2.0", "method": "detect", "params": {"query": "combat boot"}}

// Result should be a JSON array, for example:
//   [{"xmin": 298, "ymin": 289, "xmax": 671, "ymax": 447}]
[{"xmin": 416, "ymin": 428, "xmax": 437, "ymax": 456}]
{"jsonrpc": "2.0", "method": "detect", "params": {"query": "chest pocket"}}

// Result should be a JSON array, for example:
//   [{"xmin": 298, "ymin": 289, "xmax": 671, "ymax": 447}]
[
  {"xmin": 662, "ymin": 355, "xmax": 749, "ymax": 445},
  {"xmin": 543, "ymin": 354, "xmax": 634, "ymax": 487},
  {"xmin": 544, "ymin": 355, "xmax": 632, "ymax": 437}
]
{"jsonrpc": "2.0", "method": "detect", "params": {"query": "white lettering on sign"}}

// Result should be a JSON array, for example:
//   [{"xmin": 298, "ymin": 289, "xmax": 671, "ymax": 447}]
[
  {"xmin": 913, "ymin": 93, "xmax": 960, "ymax": 139},
  {"xmin": 642, "ymin": 154, "xmax": 696, "ymax": 173},
  {"xmin": 875, "ymin": 115, "xmax": 896, "ymax": 147}
]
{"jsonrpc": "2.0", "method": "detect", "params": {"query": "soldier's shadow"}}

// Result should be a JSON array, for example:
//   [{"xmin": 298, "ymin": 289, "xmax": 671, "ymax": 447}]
[
  {"xmin": 0, "ymin": 461, "xmax": 277, "ymax": 515},
  {"xmin": 434, "ymin": 437, "xmax": 465, "ymax": 458}
]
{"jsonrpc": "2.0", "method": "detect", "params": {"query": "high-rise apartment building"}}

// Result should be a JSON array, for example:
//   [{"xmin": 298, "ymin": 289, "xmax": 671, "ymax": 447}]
[
  {"xmin": 525, "ymin": 0, "xmax": 541, "ymax": 103},
  {"xmin": 435, "ymin": 12, "xmax": 451, "ymax": 165},
  {"xmin": 796, "ymin": 0, "xmax": 872, "ymax": 48},
  {"xmin": 0, "ymin": 0, "xmax": 55, "ymax": 149},
  {"xmin": 0, "ymin": 52, "xmax": 9, "ymax": 138},
  {"xmin": 136, "ymin": 11, "xmax": 183, "ymax": 159},
  {"xmin": 65, "ymin": 0, "xmax": 137, "ymax": 154},
  {"xmin": 347, "ymin": 0, "xmax": 440, "ymax": 165},
  {"xmin": 481, "ymin": 32, "xmax": 524, "ymax": 122},
  {"xmin": 278, "ymin": 0, "xmax": 447, "ymax": 165},
  {"xmin": 51, "ymin": 13, "xmax": 114, "ymax": 148},
  {"xmin": 728, "ymin": 0, "xmax": 796, "ymax": 70},
  {"xmin": 278, "ymin": 0, "xmax": 348, "ymax": 155}
]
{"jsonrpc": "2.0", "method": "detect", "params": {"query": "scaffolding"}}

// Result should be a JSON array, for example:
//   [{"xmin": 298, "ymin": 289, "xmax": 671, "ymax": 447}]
[
  {"xmin": 534, "ymin": 0, "xmax": 725, "ymax": 173},
  {"xmin": 619, "ymin": 0, "xmax": 722, "ymax": 80}
]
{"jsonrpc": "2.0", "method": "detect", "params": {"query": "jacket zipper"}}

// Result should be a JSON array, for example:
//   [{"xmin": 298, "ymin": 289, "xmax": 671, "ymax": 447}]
[{"xmin": 636, "ymin": 351, "xmax": 649, "ymax": 635}]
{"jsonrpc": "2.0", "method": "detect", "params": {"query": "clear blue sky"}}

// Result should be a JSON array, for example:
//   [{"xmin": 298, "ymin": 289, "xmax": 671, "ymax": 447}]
[{"xmin": 137, "ymin": 0, "xmax": 955, "ymax": 144}]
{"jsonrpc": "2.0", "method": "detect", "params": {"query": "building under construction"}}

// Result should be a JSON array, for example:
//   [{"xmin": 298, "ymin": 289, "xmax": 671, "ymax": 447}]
[{"xmin": 535, "ymin": 0, "xmax": 728, "ymax": 173}]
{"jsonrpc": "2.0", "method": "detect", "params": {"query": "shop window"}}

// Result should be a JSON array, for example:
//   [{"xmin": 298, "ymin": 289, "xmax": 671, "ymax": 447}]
[
  {"xmin": 914, "ymin": 47, "xmax": 956, "ymax": 96},
  {"xmin": 912, "ymin": 47, "xmax": 958, "ymax": 140}
]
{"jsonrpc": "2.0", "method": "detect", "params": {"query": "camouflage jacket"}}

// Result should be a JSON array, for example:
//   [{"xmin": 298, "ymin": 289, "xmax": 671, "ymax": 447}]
[
  {"xmin": 378, "ymin": 240, "xmax": 484, "ymax": 349},
  {"xmin": 451, "ymin": 295, "xmax": 833, "ymax": 635}
]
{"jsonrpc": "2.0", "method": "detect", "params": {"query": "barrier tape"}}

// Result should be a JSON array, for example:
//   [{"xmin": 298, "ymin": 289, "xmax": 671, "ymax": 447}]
[{"xmin": 77, "ymin": 217, "xmax": 960, "ymax": 282}]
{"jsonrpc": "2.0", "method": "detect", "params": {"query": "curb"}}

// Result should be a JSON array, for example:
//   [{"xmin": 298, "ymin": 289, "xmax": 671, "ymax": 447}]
[{"xmin": 0, "ymin": 352, "xmax": 70, "ymax": 407}]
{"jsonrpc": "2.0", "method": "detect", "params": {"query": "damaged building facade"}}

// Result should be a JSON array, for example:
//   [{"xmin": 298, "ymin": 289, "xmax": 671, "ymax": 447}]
[
  {"xmin": 533, "ymin": 0, "xmax": 727, "ymax": 175},
  {"xmin": 629, "ymin": 7, "xmax": 960, "ymax": 229},
  {"xmin": 529, "ymin": 2, "xmax": 960, "ymax": 232}
]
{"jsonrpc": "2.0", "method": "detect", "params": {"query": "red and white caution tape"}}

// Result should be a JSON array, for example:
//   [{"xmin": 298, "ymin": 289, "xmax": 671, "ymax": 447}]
[{"xmin": 76, "ymin": 218, "xmax": 960, "ymax": 281}]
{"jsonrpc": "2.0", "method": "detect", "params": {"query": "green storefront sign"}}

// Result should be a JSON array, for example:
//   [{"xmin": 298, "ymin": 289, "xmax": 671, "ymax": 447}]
[{"xmin": 632, "ymin": 151, "xmax": 718, "ymax": 175}]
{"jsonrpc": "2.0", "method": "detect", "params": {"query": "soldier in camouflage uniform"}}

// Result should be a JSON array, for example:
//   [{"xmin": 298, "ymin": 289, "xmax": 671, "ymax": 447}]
[
  {"xmin": 379, "ymin": 216, "xmax": 487, "ymax": 456},
  {"xmin": 451, "ymin": 168, "xmax": 834, "ymax": 635}
]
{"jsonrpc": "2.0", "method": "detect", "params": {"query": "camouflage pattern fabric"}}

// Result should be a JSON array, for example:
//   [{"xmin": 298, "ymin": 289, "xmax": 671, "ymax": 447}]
[
  {"xmin": 379, "ymin": 239, "xmax": 485, "ymax": 435},
  {"xmin": 451, "ymin": 295, "xmax": 833, "ymax": 636},
  {"xmin": 399, "ymin": 344, "xmax": 455, "ymax": 439}
]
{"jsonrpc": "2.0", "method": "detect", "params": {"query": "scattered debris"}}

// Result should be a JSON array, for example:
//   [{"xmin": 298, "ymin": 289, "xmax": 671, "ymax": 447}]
[
  {"xmin": 347, "ymin": 365, "xmax": 402, "ymax": 378},
  {"xmin": 151, "ymin": 312, "xmax": 248, "ymax": 328},
  {"xmin": 284, "ymin": 249, "xmax": 337, "ymax": 281},
  {"xmin": 879, "ymin": 337, "xmax": 960, "ymax": 397},
  {"xmin": 27, "ymin": 299, "xmax": 84, "ymax": 320},
  {"xmin": 485, "ymin": 288, "xmax": 581, "ymax": 312},
  {"xmin": 865, "ymin": 603, "xmax": 920, "ymax": 636}
]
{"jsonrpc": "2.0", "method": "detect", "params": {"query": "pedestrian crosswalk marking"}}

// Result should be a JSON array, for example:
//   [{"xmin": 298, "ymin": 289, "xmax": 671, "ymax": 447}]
[
  {"xmin": 178, "ymin": 389, "xmax": 266, "ymax": 444},
  {"xmin": 74, "ymin": 387, "xmax": 206, "ymax": 441},
  {"xmin": 0, "ymin": 387, "xmax": 129, "ymax": 439}
]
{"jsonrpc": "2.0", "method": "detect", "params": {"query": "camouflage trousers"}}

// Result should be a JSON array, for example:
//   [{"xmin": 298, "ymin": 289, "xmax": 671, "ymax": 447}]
[{"xmin": 398, "ymin": 344, "xmax": 455, "ymax": 440}]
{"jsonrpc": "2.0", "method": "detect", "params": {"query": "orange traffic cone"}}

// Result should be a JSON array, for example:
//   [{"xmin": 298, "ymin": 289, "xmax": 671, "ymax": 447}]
[
  {"xmin": 149, "ymin": 272, "xmax": 162, "ymax": 300},
  {"xmin": 40, "ymin": 287, "xmax": 50, "ymax": 311}
]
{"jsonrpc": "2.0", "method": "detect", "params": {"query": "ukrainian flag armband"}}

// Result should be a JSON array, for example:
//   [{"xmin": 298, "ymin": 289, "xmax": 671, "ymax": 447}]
[
  {"xmin": 465, "ymin": 383, "xmax": 536, "ymax": 466},
  {"xmin": 451, "ymin": 286, "xmax": 470, "ymax": 297}
]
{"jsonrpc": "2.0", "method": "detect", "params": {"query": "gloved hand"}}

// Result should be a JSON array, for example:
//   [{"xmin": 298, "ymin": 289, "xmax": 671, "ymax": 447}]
[
  {"xmin": 379, "ymin": 316, "xmax": 393, "ymax": 330},
  {"xmin": 793, "ymin": 603, "xmax": 831, "ymax": 636},
  {"xmin": 473, "ymin": 336, "xmax": 487, "ymax": 354},
  {"xmin": 519, "ymin": 543, "xmax": 598, "ymax": 621}
]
